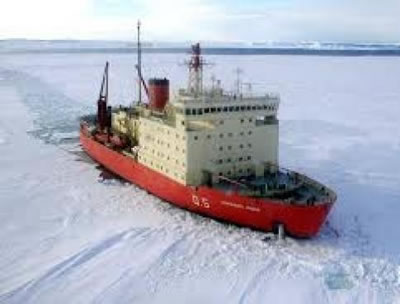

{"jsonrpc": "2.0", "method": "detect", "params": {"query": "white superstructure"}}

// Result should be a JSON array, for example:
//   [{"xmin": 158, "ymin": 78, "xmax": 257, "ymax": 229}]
[{"xmin": 112, "ymin": 86, "xmax": 280, "ymax": 186}]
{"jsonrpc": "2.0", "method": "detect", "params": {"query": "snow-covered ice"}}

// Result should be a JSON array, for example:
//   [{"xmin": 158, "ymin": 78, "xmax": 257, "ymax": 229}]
[{"xmin": 0, "ymin": 53, "xmax": 399, "ymax": 303}]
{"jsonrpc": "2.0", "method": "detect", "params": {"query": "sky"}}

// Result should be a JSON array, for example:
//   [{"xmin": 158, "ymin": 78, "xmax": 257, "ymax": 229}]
[{"xmin": 0, "ymin": 0, "xmax": 399, "ymax": 42}]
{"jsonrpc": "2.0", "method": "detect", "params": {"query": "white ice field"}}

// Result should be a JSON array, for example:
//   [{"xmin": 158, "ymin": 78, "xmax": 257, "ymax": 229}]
[{"xmin": 0, "ymin": 52, "xmax": 399, "ymax": 303}]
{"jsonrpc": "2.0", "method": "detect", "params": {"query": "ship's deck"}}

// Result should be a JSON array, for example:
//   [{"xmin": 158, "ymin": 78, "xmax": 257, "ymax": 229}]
[{"xmin": 213, "ymin": 170, "xmax": 335, "ymax": 206}]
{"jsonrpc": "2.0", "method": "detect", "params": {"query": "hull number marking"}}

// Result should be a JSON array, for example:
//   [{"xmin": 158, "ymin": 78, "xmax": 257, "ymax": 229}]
[{"xmin": 192, "ymin": 194, "xmax": 210, "ymax": 208}]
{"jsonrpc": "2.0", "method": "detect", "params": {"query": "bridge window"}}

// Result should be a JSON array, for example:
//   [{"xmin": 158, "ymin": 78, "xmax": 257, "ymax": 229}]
[
  {"xmin": 185, "ymin": 109, "xmax": 191, "ymax": 115},
  {"xmin": 223, "ymin": 107, "xmax": 228, "ymax": 112},
  {"xmin": 205, "ymin": 108, "xmax": 210, "ymax": 113},
  {"xmin": 211, "ymin": 107, "xmax": 216, "ymax": 113}
]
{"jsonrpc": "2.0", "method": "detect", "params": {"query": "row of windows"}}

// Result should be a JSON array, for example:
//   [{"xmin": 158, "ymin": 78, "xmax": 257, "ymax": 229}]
[
  {"xmin": 217, "ymin": 156, "xmax": 252, "ymax": 164},
  {"xmin": 142, "ymin": 144, "xmax": 186, "ymax": 154},
  {"xmin": 218, "ymin": 143, "xmax": 252, "ymax": 151},
  {"xmin": 142, "ymin": 128, "xmax": 186, "ymax": 141},
  {"xmin": 140, "ymin": 148, "xmax": 186, "ymax": 167},
  {"xmin": 193, "ymin": 130, "xmax": 253, "ymax": 141},
  {"xmin": 182, "ymin": 104, "xmax": 276, "ymax": 116},
  {"xmin": 218, "ymin": 167, "xmax": 253, "ymax": 177},
  {"xmin": 138, "ymin": 155, "xmax": 185, "ymax": 180}
]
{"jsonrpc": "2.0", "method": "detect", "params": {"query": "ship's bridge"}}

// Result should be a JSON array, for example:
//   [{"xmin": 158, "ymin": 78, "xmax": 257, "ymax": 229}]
[{"xmin": 172, "ymin": 89, "xmax": 280, "ymax": 122}]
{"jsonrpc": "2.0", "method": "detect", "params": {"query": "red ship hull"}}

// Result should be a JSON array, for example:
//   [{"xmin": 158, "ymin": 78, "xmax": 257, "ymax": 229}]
[{"xmin": 80, "ymin": 128, "xmax": 334, "ymax": 238}]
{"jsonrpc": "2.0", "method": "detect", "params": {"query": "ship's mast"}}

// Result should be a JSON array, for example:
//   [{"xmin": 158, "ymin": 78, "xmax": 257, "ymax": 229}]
[
  {"xmin": 137, "ymin": 20, "xmax": 142, "ymax": 104},
  {"xmin": 188, "ymin": 43, "xmax": 203, "ymax": 96},
  {"xmin": 234, "ymin": 67, "xmax": 243, "ymax": 96},
  {"xmin": 97, "ymin": 62, "xmax": 109, "ymax": 131}
]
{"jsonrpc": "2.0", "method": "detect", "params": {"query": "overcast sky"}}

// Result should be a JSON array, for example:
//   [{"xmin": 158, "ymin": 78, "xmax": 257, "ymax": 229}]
[{"xmin": 1, "ymin": 0, "xmax": 399, "ymax": 42}]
